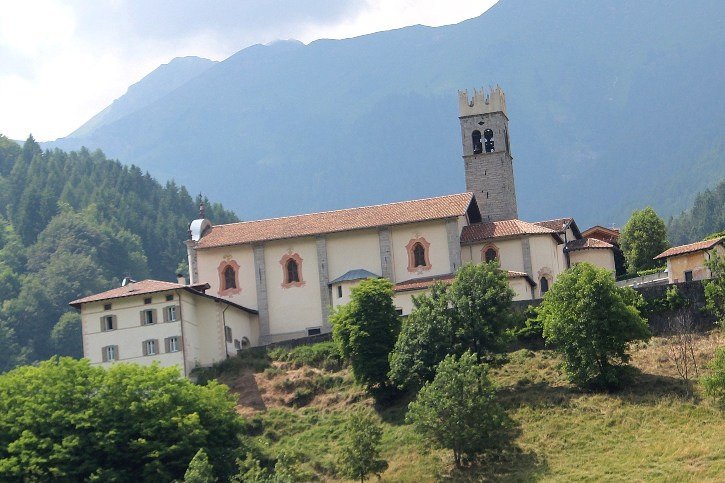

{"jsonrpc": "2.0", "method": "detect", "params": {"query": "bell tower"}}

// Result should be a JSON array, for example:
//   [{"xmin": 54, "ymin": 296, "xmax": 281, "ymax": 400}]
[{"xmin": 459, "ymin": 86, "xmax": 518, "ymax": 221}]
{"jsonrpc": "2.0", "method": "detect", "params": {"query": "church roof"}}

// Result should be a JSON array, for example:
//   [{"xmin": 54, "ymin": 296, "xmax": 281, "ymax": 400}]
[
  {"xmin": 196, "ymin": 193, "xmax": 476, "ymax": 248},
  {"xmin": 565, "ymin": 237, "xmax": 614, "ymax": 252},
  {"xmin": 654, "ymin": 238, "xmax": 723, "ymax": 260},
  {"xmin": 460, "ymin": 219, "xmax": 561, "ymax": 244},
  {"xmin": 329, "ymin": 269, "xmax": 380, "ymax": 285}
]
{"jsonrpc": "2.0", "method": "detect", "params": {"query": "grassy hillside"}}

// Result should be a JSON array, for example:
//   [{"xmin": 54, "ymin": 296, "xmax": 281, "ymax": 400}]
[{"xmin": 199, "ymin": 334, "xmax": 724, "ymax": 481}]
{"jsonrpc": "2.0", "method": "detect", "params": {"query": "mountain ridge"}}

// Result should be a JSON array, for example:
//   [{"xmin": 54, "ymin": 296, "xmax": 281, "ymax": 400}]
[{"xmin": 43, "ymin": 0, "xmax": 725, "ymax": 227}]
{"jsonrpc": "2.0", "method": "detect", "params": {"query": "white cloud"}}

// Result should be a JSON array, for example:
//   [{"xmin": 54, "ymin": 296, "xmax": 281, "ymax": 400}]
[{"xmin": 0, "ymin": 0, "xmax": 497, "ymax": 141}]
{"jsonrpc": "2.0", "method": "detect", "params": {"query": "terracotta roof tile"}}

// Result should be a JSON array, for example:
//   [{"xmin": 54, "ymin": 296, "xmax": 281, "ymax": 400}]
[
  {"xmin": 197, "ymin": 193, "xmax": 474, "ymax": 248},
  {"xmin": 534, "ymin": 218, "xmax": 573, "ymax": 232},
  {"xmin": 69, "ymin": 280, "xmax": 209, "ymax": 306},
  {"xmin": 565, "ymin": 237, "xmax": 614, "ymax": 251},
  {"xmin": 654, "ymin": 238, "xmax": 723, "ymax": 260},
  {"xmin": 394, "ymin": 270, "xmax": 535, "ymax": 292},
  {"xmin": 460, "ymin": 219, "xmax": 558, "ymax": 244}
]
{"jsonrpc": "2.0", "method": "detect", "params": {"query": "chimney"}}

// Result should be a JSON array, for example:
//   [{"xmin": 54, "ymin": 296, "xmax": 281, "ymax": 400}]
[{"xmin": 176, "ymin": 273, "xmax": 186, "ymax": 285}]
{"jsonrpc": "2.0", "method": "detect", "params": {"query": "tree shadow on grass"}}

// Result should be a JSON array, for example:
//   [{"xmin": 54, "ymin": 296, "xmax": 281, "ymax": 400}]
[
  {"xmin": 496, "ymin": 379, "xmax": 579, "ymax": 410},
  {"xmin": 610, "ymin": 366, "xmax": 700, "ymax": 405},
  {"xmin": 443, "ymin": 416, "xmax": 549, "ymax": 482}
]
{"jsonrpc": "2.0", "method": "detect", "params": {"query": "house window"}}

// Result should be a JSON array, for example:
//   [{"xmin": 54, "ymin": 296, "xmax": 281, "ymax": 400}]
[
  {"xmin": 395, "ymin": 308, "xmax": 403, "ymax": 316},
  {"xmin": 103, "ymin": 303, "xmax": 112, "ymax": 311},
  {"xmin": 540, "ymin": 277, "xmax": 550, "ymax": 295},
  {"xmin": 165, "ymin": 294, "xmax": 174, "ymax": 301},
  {"xmin": 234, "ymin": 339, "xmax": 241, "ymax": 349},
  {"xmin": 481, "ymin": 244, "xmax": 499, "ymax": 263},
  {"xmin": 144, "ymin": 297, "xmax": 152, "ymax": 304},
  {"xmin": 101, "ymin": 315, "xmax": 115, "ymax": 331},
  {"xmin": 307, "ymin": 327, "xmax": 322, "ymax": 336},
  {"xmin": 164, "ymin": 305, "xmax": 177, "ymax": 322},
  {"xmin": 141, "ymin": 309, "xmax": 156, "ymax": 325},
  {"xmin": 225, "ymin": 326, "xmax": 232, "ymax": 343},
  {"xmin": 217, "ymin": 260, "xmax": 241, "ymax": 296},
  {"xmin": 142, "ymin": 339, "xmax": 157, "ymax": 356},
  {"xmin": 337, "ymin": 285, "xmax": 343, "ymax": 298},
  {"xmin": 684, "ymin": 270, "xmax": 693, "ymax": 282},
  {"xmin": 280, "ymin": 253, "xmax": 305, "ymax": 288},
  {"xmin": 405, "ymin": 237, "xmax": 432, "ymax": 273},
  {"xmin": 102, "ymin": 345, "xmax": 118, "ymax": 362},
  {"xmin": 165, "ymin": 336, "xmax": 180, "ymax": 353}
]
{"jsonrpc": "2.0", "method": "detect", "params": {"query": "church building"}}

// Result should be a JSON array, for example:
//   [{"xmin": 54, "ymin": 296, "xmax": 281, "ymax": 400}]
[{"xmin": 72, "ymin": 86, "xmax": 616, "ymax": 373}]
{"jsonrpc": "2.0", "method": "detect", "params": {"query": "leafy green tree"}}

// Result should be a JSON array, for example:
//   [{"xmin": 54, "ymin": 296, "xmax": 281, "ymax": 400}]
[
  {"xmin": 702, "ymin": 346, "xmax": 725, "ymax": 409},
  {"xmin": 406, "ymin": 351, "xmax": 508, "ymax": 468},
  {"xmin": 184, "ymin": 448, "xmax": 216, "ymax": 483},
  {"xmin": 389, "ymin": 263, "xmax": 515, "ymax": 390},
  {"xmin": 338, "ymin": 410, "xmax": 388, "ymax": 482},
  {"xmin": 704, "ymin": 250, "xmax": 725, "ymax": 328},
  {"xmin": 50, "ymin": 312, "xmax": 83, "ymax": 358},
  {"xmin": 447, "ymin": 261, "xmax": 515, "ymax": 355},
  {"xmin": 330, "ymin": 278, "xmax": 400, "ymax": 390},
  {"xmin": 388, "ymin": 282, "xmax": 454, "ymax": 389},
  {"xmin": 539, "ymin": 263, "xmax": 651, "ymax": 389},
  {"xmin": 0, "ymin": 358, "xmax": 246, "ymax": 481},
  {"xmin": 0, "ymin": 321, "xmax": 26, "ymax": 373},
  {"xmin": 620, "ymin": 206, "xmax": 669, "ymax": 272}
]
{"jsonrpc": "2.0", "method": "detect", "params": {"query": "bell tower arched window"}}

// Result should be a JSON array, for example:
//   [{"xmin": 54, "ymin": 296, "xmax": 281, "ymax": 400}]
[
  {"xmin": 484, "ymin": 129, "xmax": 495, "ymax": 153},
  {"xmin": 413, "ymin": 243, "xmax": 426, "ymax": 267},
  {"xmin": 472, "ymin": 130, "xmax": 483, "ymax": 154},
  {"xmin": 280, "ymin": 252, "xmax": 305, "ymax": 288},
  {"xmin": 217, "ymin": 260, "xmax": 241, "ymax": 296}
]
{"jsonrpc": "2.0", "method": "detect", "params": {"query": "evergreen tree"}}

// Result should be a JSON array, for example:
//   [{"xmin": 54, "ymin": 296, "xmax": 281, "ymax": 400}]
[{"xmin": 184, "ymin": 449, "xmax": 216, "ymax": 483}]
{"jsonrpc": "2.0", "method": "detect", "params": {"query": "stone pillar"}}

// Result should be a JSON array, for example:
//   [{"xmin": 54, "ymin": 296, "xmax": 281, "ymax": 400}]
[
  {"xmin": 316, "ymin": 236, "xmax": 332, "ymax": 333},
  {"xmin": 445, "ymin": 218, "xmax": 462, "ymax": 274},
  {"xmin": 184, "ymin": 240, "xmax": 199, "ymax": 284},
  {"xmin": 253, "ymin": 243, "xmax": 271, "ymax": 344},
  {"xmin": 521, "ymin": 237, "xmax": 533, "ymax": 278},
  {"xmin": 378, "ymin": 227, "xmax": 393, "ymax": 281}
]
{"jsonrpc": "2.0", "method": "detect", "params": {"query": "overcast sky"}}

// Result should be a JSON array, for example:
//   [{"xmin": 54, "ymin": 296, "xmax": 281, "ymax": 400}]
[{"xmin": 0, "ymin": 0, "xmax": 497, "ymax": 141}]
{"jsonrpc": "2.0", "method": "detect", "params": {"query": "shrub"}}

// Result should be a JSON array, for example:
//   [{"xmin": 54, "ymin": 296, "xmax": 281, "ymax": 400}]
[
  {"xmin": 331, "ymin": 278, "xmax": 400, "ymax": 390},
  {"xmin": 406, "ymin": 351, "xmax": 508, "ymax": 468},
  {"xmin": 704, "ymin": 250, "xmax": 725, "ymax": 328},
  {"xmin": 539, "ymin": 263, "xmax": 651, "ymax": 390},
  {"xmin": 702, "ymin": 346, "xmax": 725, "ymax": 409},
  {"xmin": 272, "ymin": 341, "xmax": 344, "ymax": 371},
  {"xmin": 338, "ymin": 410, "xmax": 388, "ymax": 481}
]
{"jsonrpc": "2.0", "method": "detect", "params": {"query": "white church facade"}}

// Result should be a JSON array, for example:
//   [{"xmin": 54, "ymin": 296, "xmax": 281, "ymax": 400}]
[{"xmin": 72, "ymin": 87, "xmax": 616, "ymax": 374}]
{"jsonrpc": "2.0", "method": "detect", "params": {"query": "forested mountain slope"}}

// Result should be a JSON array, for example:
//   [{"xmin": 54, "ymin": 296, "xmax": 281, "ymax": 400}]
[
  {"xmin": 0, "ymin": 135, "xmax": 237, "ymax": 371},
  {"xmin": 668, "ymin": 178, "xmax": 725, "ymax": 245},
  {"xmin": 45, "ymin": 0, "xmax": 725, "ymax": 227}
]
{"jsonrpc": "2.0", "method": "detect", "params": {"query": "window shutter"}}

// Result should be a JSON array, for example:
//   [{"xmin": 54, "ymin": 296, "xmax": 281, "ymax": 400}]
[
  {"xmin": 164, "ymin": 337, "xmax": 170, "ymax": 353},
  {"xmin": 179, "ymin": 336, "xmax": 183, "ymax": 350},
  {"xmin": 142, "ymin": 341, "xmax": 148, "ymax": 356},
  {"xmin": 162, "ymin": 307, "xmax": 169, "ymax": 323},
  {"xmin": 114, "ymin": 346, "xmax": 119, "ymax": 360},
  {"xmin": 100, "ymin": 317, "xmax": 105, "ymax": 332},
  {"xmin": 151, "ymin": 309, "xmax": 157, "ymax": 324},
  {"xmin": 176, "ymin": 305, "xmax": 181, "ymax": 321},
  {"xmin": 102, "ymin": 347, "xmax": 108, "ymax": 362},
  {"xmin": 140, "ymin": 311, "xmax": 145, "ymax": 326},
  {"xmin": 112, "ymin": 315, "xmax": 117, "ymax": 330}
]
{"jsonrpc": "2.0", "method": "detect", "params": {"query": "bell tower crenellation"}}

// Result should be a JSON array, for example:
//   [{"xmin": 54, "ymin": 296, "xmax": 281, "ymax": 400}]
[{"xmin": 459, "ymin": 86, "xmax": 518, "ymax": 222}]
